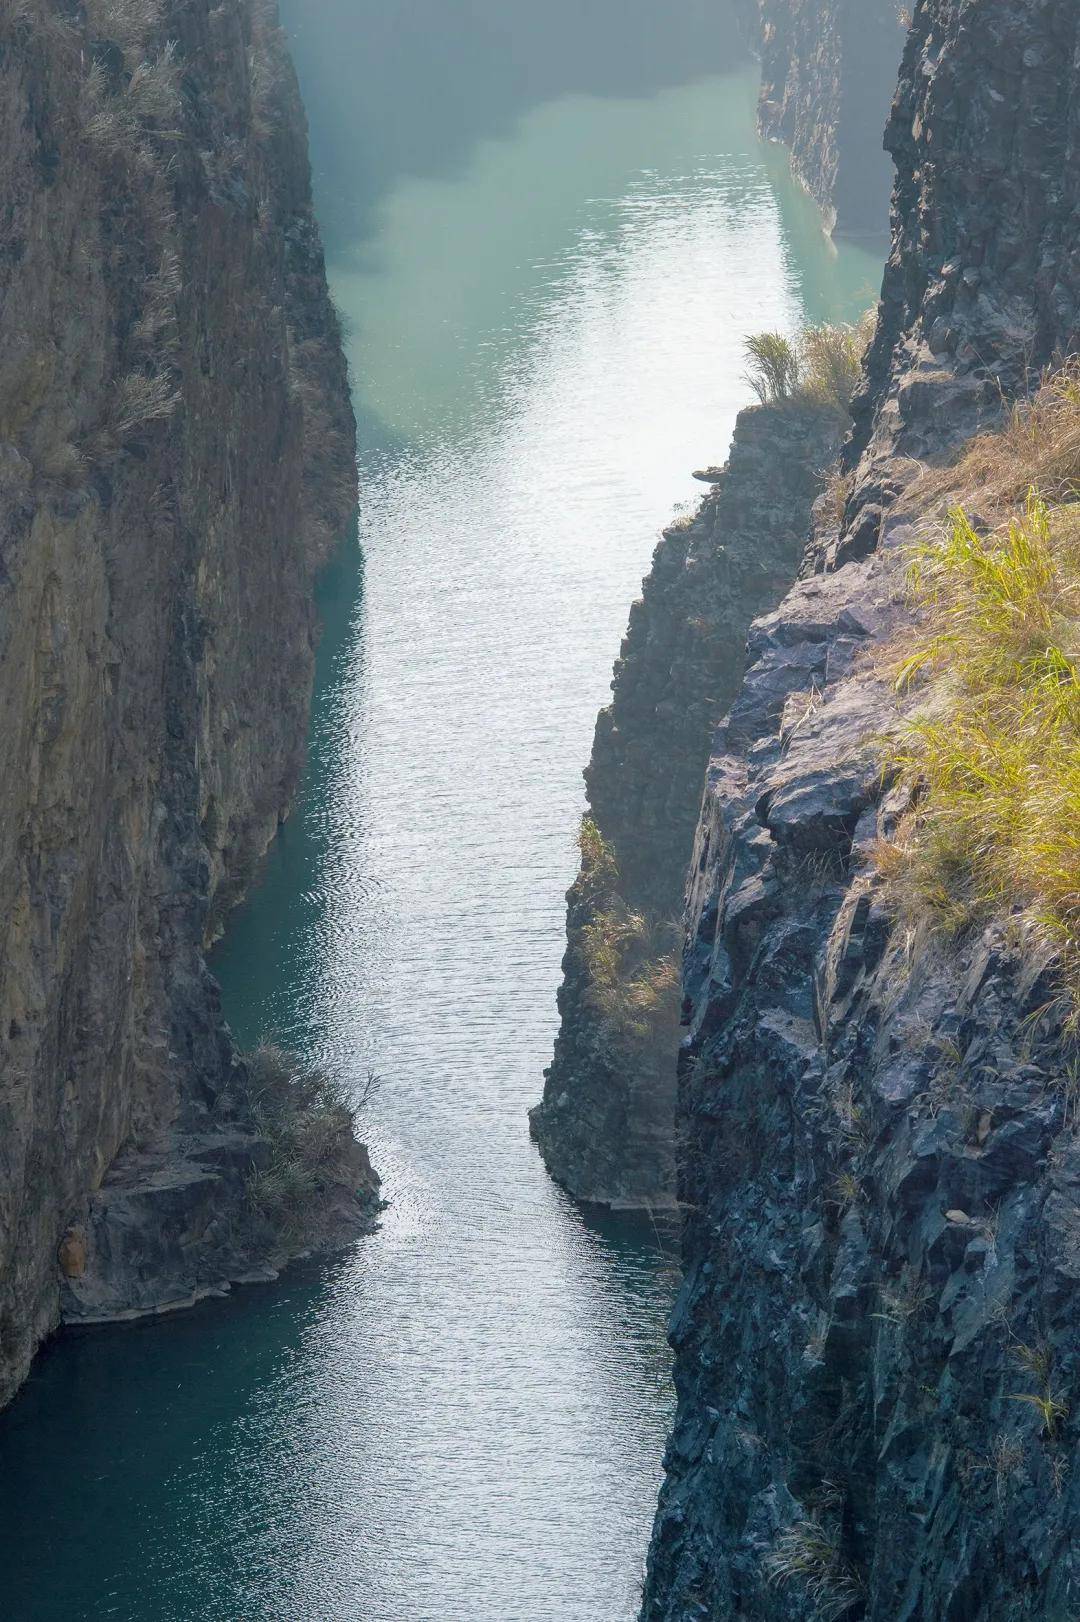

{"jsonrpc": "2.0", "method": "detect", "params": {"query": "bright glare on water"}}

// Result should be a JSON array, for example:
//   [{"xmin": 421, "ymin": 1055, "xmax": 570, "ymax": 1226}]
[{"xmin": 0, "ymin": 6, "xmax": 881, "ymax": 1618}]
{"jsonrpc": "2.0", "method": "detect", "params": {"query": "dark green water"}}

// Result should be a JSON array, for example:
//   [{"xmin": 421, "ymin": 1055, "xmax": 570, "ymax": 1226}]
[{"xmin": 0, "ymin": 7, "xmax": 881, "ymax": 1618}]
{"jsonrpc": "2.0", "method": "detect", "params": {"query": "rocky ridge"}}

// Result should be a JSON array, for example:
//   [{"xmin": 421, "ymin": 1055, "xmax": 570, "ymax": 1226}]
[
  {"xmin": 644, "ymin": 2, "xmax": 1080, "ymax": 1617},
  {"xmin": 0, "ymin": 0, "xmax": 374, "ymax": 1405},
  {"xmin": 532, "ymin": 401, "xmax": 843, "ymax": 1208},
  {"xmin": 736, "ymin": 0, "xmax": 903, "ymax": 239}
]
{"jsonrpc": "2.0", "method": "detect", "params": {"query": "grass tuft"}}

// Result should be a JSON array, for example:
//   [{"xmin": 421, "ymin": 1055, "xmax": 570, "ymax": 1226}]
[
  {"xmin": 742, "ymin": 312, "xmax": 875, "ymax": 413},
  {"xmin": 764, "ymin": 1507, "xmax": 865, "ymax": 1621}
]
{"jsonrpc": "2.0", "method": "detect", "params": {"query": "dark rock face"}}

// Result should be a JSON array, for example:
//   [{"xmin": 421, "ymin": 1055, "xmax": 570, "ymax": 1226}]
[
  {"xmin": 738, "ymin": 0, "xmax": 904, "ymax": 238},
  {"xmin": 644, "ymin": 3, "xmax": 1080, "ymax": 1617},
  {"xmin": 0, "ymin": 0, "xmax": 370, "ymax": 1405},
  {"xmin": 851, "ymin": 0, "xmax": 1080, "ymax": 481},
  {"xmin": 532, "ymin": 402, "xmax": 842, "ymax": 1207}
]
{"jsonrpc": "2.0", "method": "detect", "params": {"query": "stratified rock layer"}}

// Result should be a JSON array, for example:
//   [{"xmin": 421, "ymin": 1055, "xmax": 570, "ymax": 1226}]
[
  {"xmin": 532, "ymin": 402, "xmax": 842, "ymax": 1207},
  {"xmin": 644, "ymin": 3, "xmax": 1080, "ymax": 1617},
  {"xmin": 0, "ymin": 0, "xmax": 370, "ymax": 1405}
]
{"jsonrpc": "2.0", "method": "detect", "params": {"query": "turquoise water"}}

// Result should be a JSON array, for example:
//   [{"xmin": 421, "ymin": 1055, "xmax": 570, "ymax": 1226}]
[{"xmin": 0, "ymin": 8, "xmax": 881, "ymax": 1618}]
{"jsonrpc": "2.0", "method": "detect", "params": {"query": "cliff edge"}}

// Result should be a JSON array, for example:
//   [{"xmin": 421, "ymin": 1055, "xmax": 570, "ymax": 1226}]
[
  {"xmin": 0, "ymin": 0, "xmax": 373, "ymax": 1406},
  {"xmin": 645, "ymin": 2, "xmax": 1080, "ymax": 1616},
  {"xmin": 531, "ymin": 400, "xmax": 843, "ymax": 1207}
]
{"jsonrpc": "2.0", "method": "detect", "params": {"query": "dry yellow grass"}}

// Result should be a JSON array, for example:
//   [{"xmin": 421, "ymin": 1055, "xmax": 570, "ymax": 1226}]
[{"xmin": 911, "ymin": 360, "xmax": 1080, "ymax": 518}]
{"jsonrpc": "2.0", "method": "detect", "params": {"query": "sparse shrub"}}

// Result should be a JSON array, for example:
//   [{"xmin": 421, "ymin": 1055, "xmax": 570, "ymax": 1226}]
[
  {"xmin": 915, "ymin": 358, "xmax": 1080, "ymax": 516},
  {"xmin": 743, "ymin": 330, "xmax": 800, "ymax": 405},
  {"xmin": 820, "ymin": 465, "xmax": 854, "ymax": 528},
  {"xmin": 240, "ymin": 1044, "xmax": 369, "ymax": 1240},
  {"xmin": 126, "ymin": 39, "xmax": 182, "ymax": 127},
  {"xmin": 84, "ymin": 0, "xmax": 163, "ymax": 53},
  {"xmin": 247, "ymin": 0, "xmax": 285, "ymax": 142},
  {"xmin": 799, "ymin": 311, "xmax": 876, "ymax": 413},
  {"xmin": 1009, "ymin": 1386, "xmax": 1068, "ymax": 1440},
  {"xmin": 831, "ymin": 1171, "xmax": 862, "ymax": 1210},
  {"xmin": 742, "ymin": 313, "xmax": 874, "ymax": 413},
  {"xmin": 36, "ymin": 438, "xmax": 87, "ymax": 487},
  {"xmin": 82, "ymin": 366, "xmax": 178, "ymax": 459},
  {"xmin": 579, "ymin": 901, "xmax": 681, "ymax": 1049},
  {"xmin": 577, "ymin": 815, "xmax": 618, "ymax": 894},
  {"xmin": 133, "ymin": 248, "xmax": 182, "ymax": 351}
]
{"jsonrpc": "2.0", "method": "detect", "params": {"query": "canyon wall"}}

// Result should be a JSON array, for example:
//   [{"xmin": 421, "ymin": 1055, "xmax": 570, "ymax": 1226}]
[
  {"xmin": 738, "ymin": 0, "xmax": 904, "ymax": 238},
  {"xmin": 645, "ymin": 2, "xmax": 1080, "ymax": 1617},
  {"xmin": 0, "ymin": 0, "xmax": 371, "ymax": 1405},
  {"xmin": 531, "ymin": 403, "xmax": 843, "ymax": 1207},
  {"xmin": 532, "ymin": 0, "xmax": 905, "ymax": 1211}
]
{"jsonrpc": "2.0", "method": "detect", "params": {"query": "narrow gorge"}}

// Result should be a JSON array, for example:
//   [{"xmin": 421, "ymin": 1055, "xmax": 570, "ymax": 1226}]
[
  {"xmin": 533, "ymin": 0, "xmax": 903, "ymax": 1210},
  {"xmin": 3, "ymin": 0, "xmax": 1080, "ymax": 1618}
]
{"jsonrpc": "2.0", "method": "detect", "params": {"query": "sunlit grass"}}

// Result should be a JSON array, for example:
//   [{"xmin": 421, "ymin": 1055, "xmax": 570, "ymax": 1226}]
[
  {"xmin": 742, "ymin": 311, "xmax": 875, "ymax": 413},
  {"xmin": 885, "ymin": 482, "xmax": 1080, "ymax": 1012}
]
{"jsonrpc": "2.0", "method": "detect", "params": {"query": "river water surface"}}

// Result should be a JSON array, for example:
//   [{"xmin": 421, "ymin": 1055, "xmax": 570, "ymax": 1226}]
[{"xmin": 0, "ymin": 6, "xmax": 880, "ymax": 1618}]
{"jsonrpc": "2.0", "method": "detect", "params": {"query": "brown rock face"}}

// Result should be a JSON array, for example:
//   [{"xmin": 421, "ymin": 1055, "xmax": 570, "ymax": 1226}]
[
  {"xmin": 0, "ymin": 0, "xmax": 360, "ymax": 1405},
  {"xmin": 57, "ymin": 1230, "xmax": 88, "ymax": 1281}
]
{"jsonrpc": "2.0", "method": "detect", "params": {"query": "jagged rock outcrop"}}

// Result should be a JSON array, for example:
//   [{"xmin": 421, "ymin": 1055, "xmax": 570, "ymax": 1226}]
[
  {"xmin": 736, "ymin": 0, "xmax": 904, "ymax": 238},
  {"xmin": 0, "ymin": 0, "xmax": 374, "ymax": 1405},
  {"xmin": 644, "ymin": 3, "xmax": 1080, "ymax": 1617},
  {"xmin": 531, "ymin": 402, "xmax": 843, "ymax": 1207}
]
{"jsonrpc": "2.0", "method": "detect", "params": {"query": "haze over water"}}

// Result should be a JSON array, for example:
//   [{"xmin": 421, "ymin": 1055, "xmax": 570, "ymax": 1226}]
[{"xmin": 0, "ymin": 5, "xmax": 880, "ymax": 1617}]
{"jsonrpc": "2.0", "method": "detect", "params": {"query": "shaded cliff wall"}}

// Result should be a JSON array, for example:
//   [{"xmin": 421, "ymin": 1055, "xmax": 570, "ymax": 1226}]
[
  {"xmin": 531, "ymin": 402, "xmax": 842, "ymax": 1207},
  {"xmin": 645, "ymin": 3, "xmax": 1080, "ymax": 1618},
  {"xmin": 0, "ymin": 0, "xmax": 364, "ymax": 1404},
  {"xmin": 737, "ymin": 0, "xmax": 904, "ymax": 238}
]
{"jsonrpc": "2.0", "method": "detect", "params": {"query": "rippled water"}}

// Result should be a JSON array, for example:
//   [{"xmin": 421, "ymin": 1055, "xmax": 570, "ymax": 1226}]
[{"xmin": 0, "ymin": 10, "xmax": 881, "ymax": 1618}]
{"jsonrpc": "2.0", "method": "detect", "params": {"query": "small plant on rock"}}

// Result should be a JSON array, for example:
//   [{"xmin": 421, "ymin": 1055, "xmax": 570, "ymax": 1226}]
[
  {"xmin": 240, "ymin": 1044, "xmax": 369, "ymax": 1241},
  {"xmin": 743, "ymin": 330, "xmax": 800, "ymax": 405},
  {"xmin": 765, "ymin": 1501, "xmax": 865, "ymax": 1621}
]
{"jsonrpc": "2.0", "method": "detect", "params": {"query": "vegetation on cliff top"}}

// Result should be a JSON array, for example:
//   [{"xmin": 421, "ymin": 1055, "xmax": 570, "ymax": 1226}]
[
  {"xmin": 240, "ymin": 1045, "xmax": 374, "ymax": 1240},
  {"xmin": 884, "ymin": 365, "xmax": 1080, "ymax": 1017},
  {"xmin": 742, "ymin": 312, "xmax": 875, "ymax": 415}
]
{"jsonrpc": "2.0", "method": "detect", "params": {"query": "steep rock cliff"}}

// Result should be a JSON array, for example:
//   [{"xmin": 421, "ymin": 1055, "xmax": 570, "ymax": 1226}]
[
  {"xmin": 0, "ymin": 0, "xmax": 372, "ymax": 1405},
  {"xmin": 532, "ymin": 402, "xmax": 842, "ymax": 1207},
  {"xmin": 645, "ymin": 3, "xmax": 1080, "ymax": 1617},
  {"xmin": 737, "ymin": 0, "xmax": 904, "ymax": 238}
]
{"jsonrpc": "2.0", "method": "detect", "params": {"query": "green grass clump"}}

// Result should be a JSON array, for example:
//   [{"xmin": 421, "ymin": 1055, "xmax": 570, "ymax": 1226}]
[
  {"xmin": 743, "ymin": 331, "xmax": 800, "ymax": 405},
  {"xmin": 580, "ymin": 904, "xmax": 680, "ymax": 1043},
  {"xmin": 569, "ymin": 815, "xmax": 680, "ymax": 1050},
  {"xmin": 576, "ymin": 814, "xmax": 618, "ymax": 893},
  {"xmin": 885, "ymin": 493, "xmax": 1080, "ymax": 1005},
  {"xmin": 799, "ymin": 312, "xmax": 876, "ymax": 414},
  {"xmin": 742, "ymin": 313, "xmax": 875, "ymax": 413}
]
